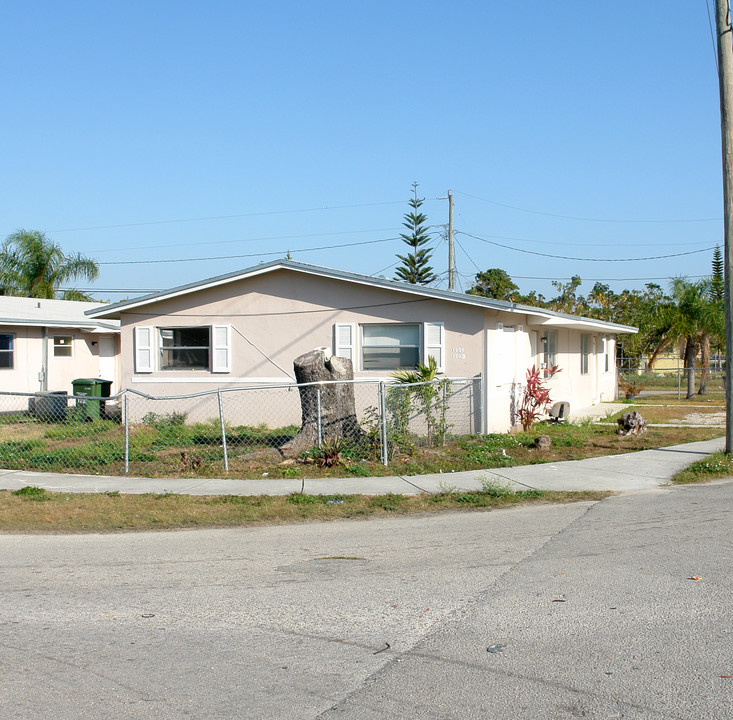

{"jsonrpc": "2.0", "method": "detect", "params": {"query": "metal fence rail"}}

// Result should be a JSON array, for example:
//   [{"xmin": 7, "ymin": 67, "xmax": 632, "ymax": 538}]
[
  {"xmin": 0, "ymin": 377, "xmax": 481, "ymax": 477},
  {"xmin": 617, "ymin": 358, "xmax": 724, "ymax": 400}
]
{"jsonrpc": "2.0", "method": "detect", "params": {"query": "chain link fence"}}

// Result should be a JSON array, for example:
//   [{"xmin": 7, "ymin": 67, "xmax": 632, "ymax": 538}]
[
  {"xmin": 617, "ymin": 357, "xmax": 725, "ymax": 399},
  {"xmin": 0, "ymin": 377, "xmax": 481, "ymax": 477}
]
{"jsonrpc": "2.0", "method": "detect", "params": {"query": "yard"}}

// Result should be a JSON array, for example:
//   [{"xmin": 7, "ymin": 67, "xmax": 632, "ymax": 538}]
[{"xmin": 0, "ymin": 394, "xmax": 724, "ymax": 481}]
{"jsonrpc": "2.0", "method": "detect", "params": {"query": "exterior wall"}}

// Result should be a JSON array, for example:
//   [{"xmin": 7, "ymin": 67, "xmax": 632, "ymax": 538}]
[
  {"xmin": 120, "ymin": 269, "xmax": 486, "ymax": 391},
  {"xmin": 483, "ymin": 317, "xmax": 618, "ymax": 432},
  {"xmin": 0, "ymin": 325, "xmax": 119, "ymax": 411},
  {"xmin": 116, "ymin": 269, "xmax": 622, "ymax": 432}
]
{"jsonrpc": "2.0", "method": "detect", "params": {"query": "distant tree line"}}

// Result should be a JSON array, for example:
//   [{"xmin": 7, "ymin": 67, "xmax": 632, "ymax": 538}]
[{"xmin": 465, "ymin": 250, "xmax": 725, "ymax": 399}]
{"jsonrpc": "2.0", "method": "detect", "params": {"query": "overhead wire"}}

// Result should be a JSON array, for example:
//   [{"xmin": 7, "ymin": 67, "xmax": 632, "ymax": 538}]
[
  {"xmin": 454, "ymin": 190, "xmax": 722, "ymax": 224},
  {"xmin": 458, "ymin": 231, "xmax": 715, "ymax": 262},
  {"xmin": 46, "ymin": 199, "xmax": 406, "ymax": 234},
  {"xmin": 96, "ymin": 236, "xmax": 401, "ymax": 265},
  {"xmin": 706, "ymin": 0, "xmax": 720, "ymax": 72},
  {"xmin": 81, "ymin": 227, "xmax": 403, "ymax": 254}
]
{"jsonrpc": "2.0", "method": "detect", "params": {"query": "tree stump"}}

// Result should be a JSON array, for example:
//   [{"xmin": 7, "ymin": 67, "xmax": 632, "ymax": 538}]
[
  {"xmin": 280, "ymin": 347, "xmax": 364, "ymax": 457},
  {"xmin": 616, "ymin": 411, "xmax": 648, "ymax": 436}
]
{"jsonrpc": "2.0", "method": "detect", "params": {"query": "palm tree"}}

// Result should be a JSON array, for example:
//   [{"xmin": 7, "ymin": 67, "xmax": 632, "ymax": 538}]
[
  {"xmin": 0, "ymin": 230, "xmax": 99, "ymax": 299},
  {"xmin": 646, "ymin": 278, "xmax": 724, "ymax": 398}
]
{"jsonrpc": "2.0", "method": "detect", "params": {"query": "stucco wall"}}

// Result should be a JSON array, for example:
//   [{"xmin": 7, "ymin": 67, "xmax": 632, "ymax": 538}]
[
  {"xmin": 0, "ymin": 325, "xmax": 118, "ymax": 411},
  {"xmin": 117, "ymin": 269, "xmax": 621, "ymax": 432},
  {"xmin": 120, "ymin": 270, "xmax": 487, "ymax": 387}
]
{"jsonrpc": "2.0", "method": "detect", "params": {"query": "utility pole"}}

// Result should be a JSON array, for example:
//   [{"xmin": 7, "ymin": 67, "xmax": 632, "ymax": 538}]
[
  {"xmin": 714, "ymin": 0, "xmax": 733, "ymax": 454},
  {"xmin": 439, "ymin": 190, "xmax": 456, "ymax": 290}
]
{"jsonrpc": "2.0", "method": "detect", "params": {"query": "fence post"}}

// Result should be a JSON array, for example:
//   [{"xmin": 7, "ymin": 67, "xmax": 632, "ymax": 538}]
[
  {"xmin": 678, "ymin": 364, "xmax": 681, "ymax": 401},
  {"xmin": 217, "ymin": 388, "xmax": 229, "ymax": 473},
  {"xmin": 316, "ymin": 387, "xmax": 322, "ymax": 448},
  {"xmin": 124, "ymin": 393, "xmax": 129, "ymax": 476},
  {"xmin": 479, "ymin": 374, "xmax": 486, "ymax": 434},
  {"xmin": 441, "ymin": 380, "xmax": 447, "ymax": 446},
  {"xmin": 379, "ymin": 381, "xmax": 388, "ymax": 466}
]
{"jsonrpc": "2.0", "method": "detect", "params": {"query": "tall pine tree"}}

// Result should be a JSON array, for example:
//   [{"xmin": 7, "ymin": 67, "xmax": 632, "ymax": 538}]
[
  {"xmin": 712, "ymin": 245, "xmax": 724, "ymax": 302},
  {"xmin": 394, "ymin": 183, "xmax": 436, "ymax": 285}
]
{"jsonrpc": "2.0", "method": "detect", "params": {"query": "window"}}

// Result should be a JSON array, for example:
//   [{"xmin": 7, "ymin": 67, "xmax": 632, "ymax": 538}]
[
  {"xmin": 362, "ymin": 324, "xmax": 420, "ymax": 370},
  {"xmin": 0, "ymin": 334, "xmax": 13, "ymax": 369},
  {"xmin": 160, "ymin": 327, "xmax": 210, "ymax": 370},
  {"xmin": 134, "ymin": 325, "xmax": 231, "ymax": 374},
  {"xmin": 603, "ymin": 336, "xmax": 610, "ymax": 373},
  {"xmin": 53, "ymin": 335, "xmax": 73, "ymax": 357},
  {"xmin": 542, "ymin": 330, "xmax": 557, "ymax": 368},
  {"xmin": 580, "ymin": 334, "xmax": 590, "ymax": 374}
]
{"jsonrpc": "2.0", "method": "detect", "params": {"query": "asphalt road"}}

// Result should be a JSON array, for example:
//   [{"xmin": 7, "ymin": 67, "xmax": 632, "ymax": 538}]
[{"xmin": 1, "ymin": 482, "xmax": 731, "ymax": 719}]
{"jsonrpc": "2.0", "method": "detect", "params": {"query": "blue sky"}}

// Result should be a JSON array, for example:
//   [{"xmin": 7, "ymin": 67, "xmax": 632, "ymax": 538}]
[{"xmin": 0, "ymin": 1, "xmax": 724, "ymax": 301}]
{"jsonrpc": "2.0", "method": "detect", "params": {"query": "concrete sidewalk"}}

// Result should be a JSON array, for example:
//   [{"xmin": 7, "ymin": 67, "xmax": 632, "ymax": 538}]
[{"xmin": 0, "ymin": 437, "xmax": 724, "ymax": 497}]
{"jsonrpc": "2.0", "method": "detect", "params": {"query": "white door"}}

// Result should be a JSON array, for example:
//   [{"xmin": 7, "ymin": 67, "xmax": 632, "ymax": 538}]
[
  {"xmin": 98, "ymin": 336, "xmax": 116, "ymax": 391},
  {"xmin": 496, "ymin": 325, "xmax": 516, "ymax": 386},
  {"xmin": 591, "ymin": 336, "xmax": 598, "ymax": 404}
]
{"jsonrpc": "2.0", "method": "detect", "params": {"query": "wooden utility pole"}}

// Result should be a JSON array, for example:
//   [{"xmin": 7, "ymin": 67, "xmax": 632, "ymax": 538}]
[
  {"xmin": 447, "ymin": 190, "xmax": 455, "ymax": 290},
  {"xmin": 714, "ymin": 0, "xmax": 733, "ymax": 453}
]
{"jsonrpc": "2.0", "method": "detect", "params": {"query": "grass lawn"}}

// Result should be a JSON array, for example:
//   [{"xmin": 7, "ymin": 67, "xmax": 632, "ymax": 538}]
[
  {"xmin": 0, "ymin": 413, "xmax": 724, "ymax": 481},
  {"xmin": 672, "ymin": 452, "xmax": 733, "ymax": 484},
  {"xmin": 0, "ymin": 484, "xmax": 611, "ymax": 533}
]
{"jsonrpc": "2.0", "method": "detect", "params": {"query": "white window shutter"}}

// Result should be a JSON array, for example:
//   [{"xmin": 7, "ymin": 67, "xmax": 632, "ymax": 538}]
[
  {"xmin": 424, "ymin": 322, "xmax": 444, "ymax": 373},
  {"xmin": 134, "ymin": 326, "xmax": 154, "ymax": 373},
  {"xmin": 212, "ymin": 325, "xmax": 231, "ymax": 373},
  {"xmin": 333, "ymin": 323, "xmax": 355, "ymax": 361}
]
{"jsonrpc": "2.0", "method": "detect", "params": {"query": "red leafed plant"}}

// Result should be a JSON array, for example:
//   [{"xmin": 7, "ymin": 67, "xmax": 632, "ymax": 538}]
[{"xmin": 517, "ymin": 364, "xmax": 561, "ymax": 431}]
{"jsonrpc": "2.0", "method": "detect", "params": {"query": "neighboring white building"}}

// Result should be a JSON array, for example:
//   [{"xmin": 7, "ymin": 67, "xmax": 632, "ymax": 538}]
[{"xmin": 0, "ymin": 297, "xmax": 120, "ymax": 403}]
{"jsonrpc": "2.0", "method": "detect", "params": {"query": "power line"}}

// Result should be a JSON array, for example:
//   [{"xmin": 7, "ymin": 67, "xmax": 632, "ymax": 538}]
[
  {"xmin": 454, "ymin": 271, "xmax": 707, "ymax": 283},
  {"xmin": 45, "ymin": 199, "xmax": 406, "ymax": 234},
  {"xmin": 452, "ymin": 230, "xmax": 712, "ymax": 249},
  {"xmin": 454, "ymin": 190, "xmax": 722, "ymax": 224},
  {"xmin": 454, "ymin": 235, "xmax": 482, "ymax": 272},
  {"xmin": 81, "ymin": 227, "xmax": 402, "ymax": 255},
  {"xmin": 458, "ymin": 231, "xmax": 715, "ymax": 262},
  {"xmin": 97, "ymin": 236, "xmax": 400, "ymax": 266},
  {"xmin": 706, "ymin": 0, "xmax": 720, "ymax": 72}
]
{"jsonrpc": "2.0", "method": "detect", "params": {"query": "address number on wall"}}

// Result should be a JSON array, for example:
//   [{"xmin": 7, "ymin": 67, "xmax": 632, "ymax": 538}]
[{"xmin": 452, "ymin": 346, "xmax": 466, "ymax": 360}]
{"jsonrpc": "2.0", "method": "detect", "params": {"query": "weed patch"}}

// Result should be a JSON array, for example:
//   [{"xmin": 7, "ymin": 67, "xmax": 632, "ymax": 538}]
[
  {"xmin": 672, "ymin": 452, "xmax": 733, "ymax": 484},
  {"xmin": 12, "ymin": 485, "xmax": 49, "ymax": 500}
]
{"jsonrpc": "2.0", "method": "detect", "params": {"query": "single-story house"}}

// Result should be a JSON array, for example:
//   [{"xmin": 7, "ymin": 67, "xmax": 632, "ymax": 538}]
[
  {"xmin": 0, "ymin": 297, "xmax": 121, "ymax": 407},
  {"xmin": 87, "ymin": 260, "xmax": 636, "ymax": 433}
]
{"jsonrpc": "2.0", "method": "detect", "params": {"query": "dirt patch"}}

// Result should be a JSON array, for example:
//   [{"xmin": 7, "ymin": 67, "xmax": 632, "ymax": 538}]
[{"xmin": 670, "ymin": 411, "xmax": 725, "ymax": 426}]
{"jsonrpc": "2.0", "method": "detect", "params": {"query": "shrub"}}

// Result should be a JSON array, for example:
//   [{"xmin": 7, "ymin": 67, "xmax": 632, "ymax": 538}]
[
  {"xmin": 12, "ymin": 485, "xmax": 49, "ymax": 500},
  {"xmin": 517, "ymin": 364, "xmax": 560, "ymax": 431}
]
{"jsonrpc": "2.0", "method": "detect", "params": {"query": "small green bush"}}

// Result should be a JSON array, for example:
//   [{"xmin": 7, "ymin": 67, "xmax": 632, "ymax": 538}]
[
  {"xmin": 370, "ymin": 493, "xmax": 405, "ymax": 511},
  {"xmin": 12, "ymin": 485, "xmax": 49, "ymax": 500},
  {"xmin": 479, "ymin": 476, "xmax": 516, "ymax": 497}
]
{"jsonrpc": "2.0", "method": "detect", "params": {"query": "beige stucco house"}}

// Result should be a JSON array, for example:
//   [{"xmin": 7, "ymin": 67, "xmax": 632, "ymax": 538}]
[
  {"xmin": 0, "ymin": 297, "xmax": 120, "ymax": 408},
  {"xmin": 87, "ymin": 260, "xmax": 636, "ymax": 433}
]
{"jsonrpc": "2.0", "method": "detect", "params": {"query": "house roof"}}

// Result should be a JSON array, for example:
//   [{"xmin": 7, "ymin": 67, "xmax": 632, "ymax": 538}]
[
  {"xmin": 0, "ymin": 296, "xmax": 120, "ymax": 333},
  {"xmin": 86, "ymin": 259, "xmax": 637, "ymax": 334}
]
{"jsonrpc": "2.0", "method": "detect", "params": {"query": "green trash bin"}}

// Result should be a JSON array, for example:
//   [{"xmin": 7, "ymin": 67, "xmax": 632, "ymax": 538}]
[{"xmin": 72, "ymin": 378, "xmax": 113, "ymax": 420}]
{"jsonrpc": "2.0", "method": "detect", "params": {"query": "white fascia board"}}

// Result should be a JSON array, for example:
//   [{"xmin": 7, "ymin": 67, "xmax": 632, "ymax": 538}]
[
  {"xmin": 531, "ymin": 316, "xmax": 638, "ymax": 333},
  {"xmin": 85, "ymin": 259, "xmax": 638, "ymax": 335},
  {"xmin": 0, "ymin": 318, "xmax": 120, "ymax": 332},
  {"xmin": 87, "ymin": 263, "xmax": 287, "ymax": 318}
]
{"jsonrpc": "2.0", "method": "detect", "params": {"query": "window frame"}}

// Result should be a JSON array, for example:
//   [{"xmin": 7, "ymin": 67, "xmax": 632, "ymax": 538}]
[
  {"xmin": 0, "ymin": 333, "xmax": 13, "ymax": 369},
  {"xmin": 542, "ymin": 330, "xmax": 557, "ymax": 369},
  {"xmin": 580, "ymin": 333, "xmax": 590, "ymax": 375},
  {"xmin": 53, "ymin": 334, "xmax": 74, "ymax": 358},
  {"xmin": 159, "ymin": 326, "xmax": 211, "ymax": 371},
  {"xmin": 360, "ymin": 322, "xmax": 421, "ymax": 372}
]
